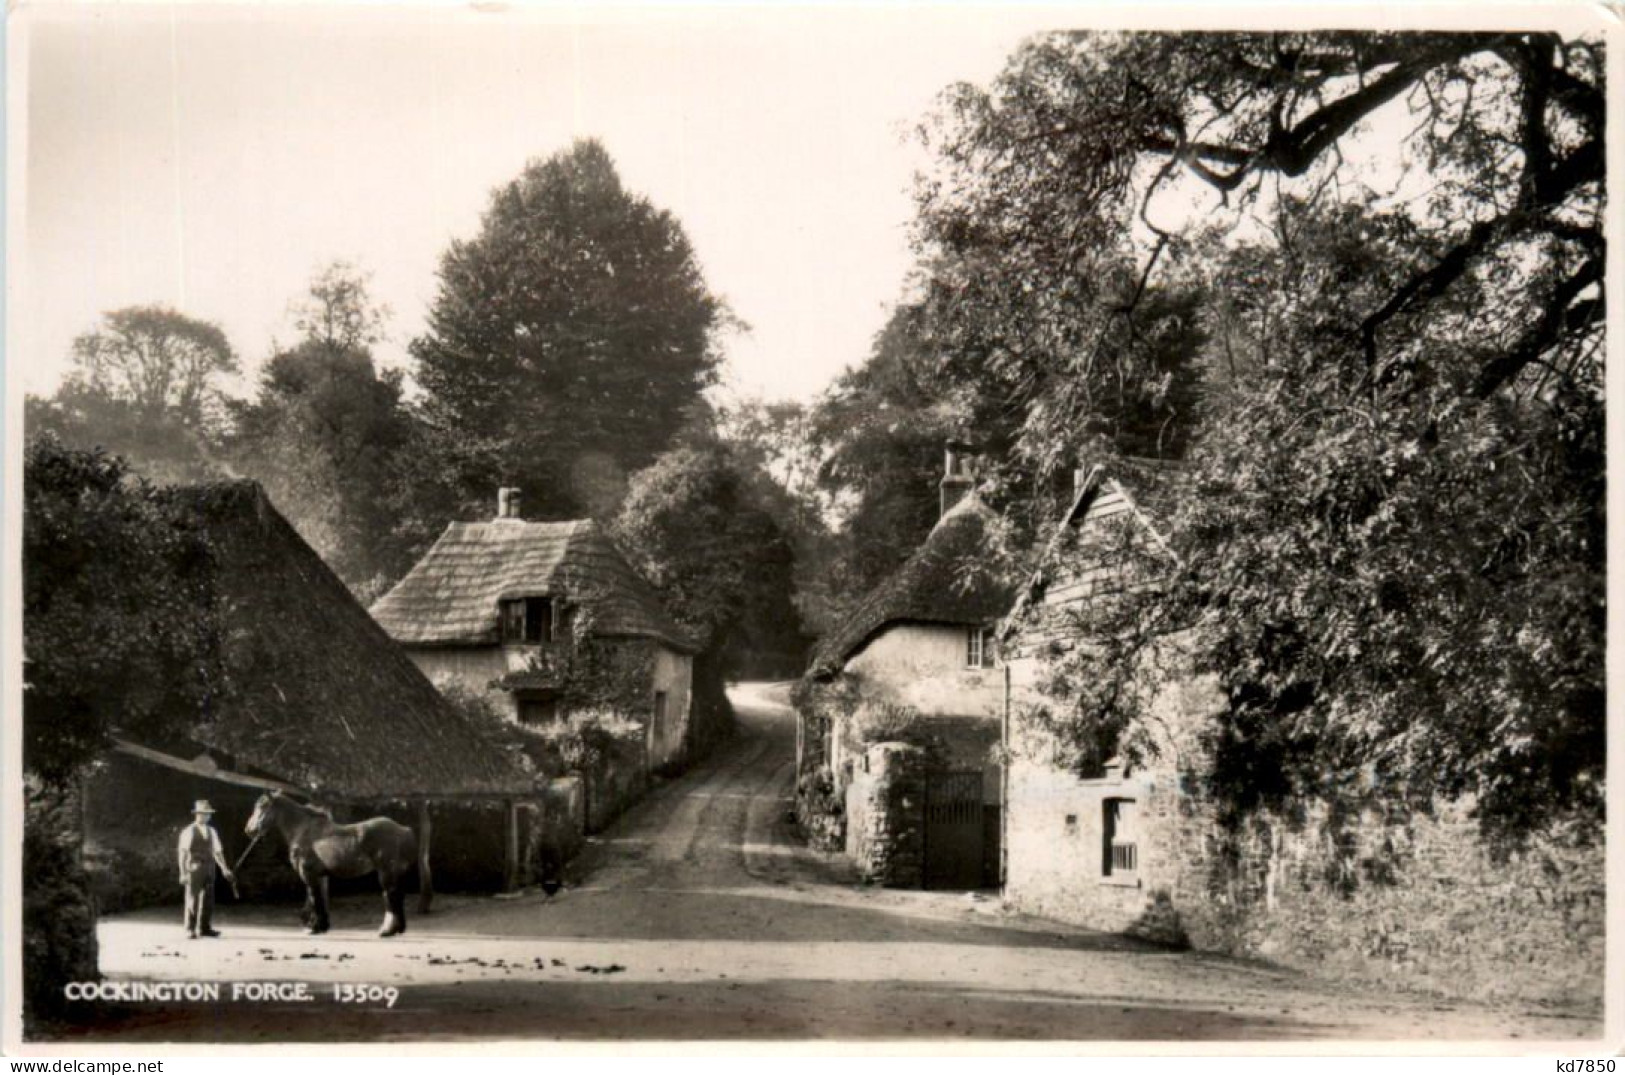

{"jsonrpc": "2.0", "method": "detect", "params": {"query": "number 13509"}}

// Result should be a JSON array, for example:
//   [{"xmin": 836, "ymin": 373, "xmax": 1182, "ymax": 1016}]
[{"xmin": 330, "ymin": 983, "xmax": 400, "ymax": 1008}]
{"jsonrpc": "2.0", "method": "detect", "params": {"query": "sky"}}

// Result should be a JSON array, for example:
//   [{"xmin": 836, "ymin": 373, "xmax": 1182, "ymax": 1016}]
[{"xmin": 13, "ymin": 3, "xmax": 1081, "ymax": 406}]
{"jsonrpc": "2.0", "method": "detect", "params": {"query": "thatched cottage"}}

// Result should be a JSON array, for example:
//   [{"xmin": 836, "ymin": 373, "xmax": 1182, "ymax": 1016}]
[
  {"xmin": 370, "ymin": 489, "xmax": 699, "ymax": 775},
  {"xmin": 798, "ymin": 448, "xmax": 1016, "ymax": 889},
  {"xmin": 83, "ymin": 481, "xmax": 536, "ymax": 913}
]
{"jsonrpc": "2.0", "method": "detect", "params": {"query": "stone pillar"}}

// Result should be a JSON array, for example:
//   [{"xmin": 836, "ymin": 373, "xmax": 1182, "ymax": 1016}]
[{"xmin": 846, "ymin": 742, "xmax": 927, "ymax": 888}]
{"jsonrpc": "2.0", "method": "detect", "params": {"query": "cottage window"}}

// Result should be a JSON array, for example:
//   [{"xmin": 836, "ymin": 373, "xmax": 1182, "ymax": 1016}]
[
  {"xmin": 517, "ymin": 693, "xmax": 561, "ymax": 726},
  {"xmin": 966, "ymin": 627, "xmax": 994, "ymax": 669},
  {"xmin": 501, "ymin": 597, "xmax": 559, "ymax": 644},
  {"xmin": 1103, "ymin": 797, "xmax": 1139, "ymax": 878}
]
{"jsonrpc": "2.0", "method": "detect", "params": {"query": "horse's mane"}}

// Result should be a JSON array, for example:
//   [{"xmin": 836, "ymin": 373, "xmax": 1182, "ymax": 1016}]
[{"xmin": 273, "ymin": 793, "xmax": 334, "ymax": 820}]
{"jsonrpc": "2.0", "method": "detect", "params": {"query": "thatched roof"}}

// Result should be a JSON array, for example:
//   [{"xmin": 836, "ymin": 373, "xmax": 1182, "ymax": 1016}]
[
  {"xmin": 369, "ymin": 518, "xmax": 698, "ymax": 653},
  {"xmin": 178, "ymin": 482, "xmax": 532, "ymax": 801},
  {"xmin": 809, "ymin": 494, "xmax": 1016, "ymax": 676}
]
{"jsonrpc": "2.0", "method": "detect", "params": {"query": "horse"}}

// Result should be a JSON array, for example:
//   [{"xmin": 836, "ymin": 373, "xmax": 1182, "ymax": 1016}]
[{"xmin": 246, "ymin": 791, "xmax": 418, "ymax": 937}]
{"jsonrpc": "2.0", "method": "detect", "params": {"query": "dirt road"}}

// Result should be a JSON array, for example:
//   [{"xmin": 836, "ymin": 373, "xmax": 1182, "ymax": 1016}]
[{"xmin": 59, "ymin": 684, "xmax": 1598, "ymax": 1044}]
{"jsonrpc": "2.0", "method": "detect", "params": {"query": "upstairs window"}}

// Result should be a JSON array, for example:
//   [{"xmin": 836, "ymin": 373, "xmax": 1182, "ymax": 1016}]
[
  {"xmin": 500, "ymin": 596, "xmax": 559, "ymax": 644},
  {"xmin": 966, "ymin": 626, "xmax": 994, "ymax": 669}
]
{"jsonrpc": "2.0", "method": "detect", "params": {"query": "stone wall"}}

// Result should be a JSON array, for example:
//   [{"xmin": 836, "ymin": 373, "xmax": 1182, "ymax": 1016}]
[
  {"xmin": 1177, "ymin": 799, "xmax": 1603, "ymax": 1009},
  {"xmin": 1004, "ymin": 651, "xmax": 1605, "ymax": 1010},
  {"xmin": 844, "ymin": 743, "xmax": 926, "ymax": 887}
]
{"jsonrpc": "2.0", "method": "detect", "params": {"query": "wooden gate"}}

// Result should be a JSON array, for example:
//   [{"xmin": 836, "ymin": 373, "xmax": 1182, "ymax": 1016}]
[{"xmin": 923, "ymin": 770, "xmax": 985, "ymax": 890}]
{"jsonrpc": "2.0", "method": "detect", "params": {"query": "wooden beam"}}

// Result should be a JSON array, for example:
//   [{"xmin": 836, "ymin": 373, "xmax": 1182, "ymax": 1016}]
[
  {"xmin": 503, "ymin": 799, "xmax": 521, "ymax": 892},
  {"xmin": 110, "ymin": 739, "xmax": 302, "ymax": 794},
  {"xmin": 416, "ymin": 800, "xmax": 434, "ymax": 915}
]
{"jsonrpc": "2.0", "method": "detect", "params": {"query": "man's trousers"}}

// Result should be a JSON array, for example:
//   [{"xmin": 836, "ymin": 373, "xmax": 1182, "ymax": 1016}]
[{"xmin": 183, "ymin": 869, "xmax": 215, "ymax": 935}]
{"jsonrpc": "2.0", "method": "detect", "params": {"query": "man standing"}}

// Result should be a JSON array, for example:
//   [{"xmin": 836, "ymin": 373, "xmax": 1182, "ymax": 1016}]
[{"xmin": 177, "ymin": 800, "xmax": 234, "ymax": 939}]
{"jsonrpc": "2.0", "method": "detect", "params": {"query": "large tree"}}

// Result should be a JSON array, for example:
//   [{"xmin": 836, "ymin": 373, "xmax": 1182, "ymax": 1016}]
[
  {"xmin": 66, "ymin": 305, "xmax": 239, "ymax": 428},
  {"xmin": 28, "ymin": 306, "xmax": 240, "ymax": 483},
  {"xmin": 412, "ymin": 139, "xmax": 726, "ymax": 520},
  {"xmin": 613, "ymin": 443, "xmax": 805, "ymax": 675},
  {"xmin": 228, "ymin": 264, "xmax": 420, "ymax": 597},
  {"xmin": 806, "ymin": 304, "xmax": 960, "ymax": 614},
  {"xmin": 613, "ymin": 442, "xmax": 808, "ymax": 753},
  {"xmin": 920, "ymin": 31, "xmax": 1603, "ymax": 840}
]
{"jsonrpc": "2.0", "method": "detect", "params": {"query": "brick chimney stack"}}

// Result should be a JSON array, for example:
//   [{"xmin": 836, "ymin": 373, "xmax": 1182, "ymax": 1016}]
[
  {"xmin": 496, "ymin": 487, "xmax": 524, "ymax": 520},
  {"xmin": 939, "ymin": 445, "xmax": 977, "ymax": 518}
]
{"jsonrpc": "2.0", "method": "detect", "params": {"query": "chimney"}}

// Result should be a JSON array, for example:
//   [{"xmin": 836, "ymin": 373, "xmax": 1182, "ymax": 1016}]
[
  {"xmin": 939, "ymin": 444, "xmax": 976, "ymax": 518},
  {"xmin": 496, "ymin": 487, "xmax": 524, "ymax": 520}
]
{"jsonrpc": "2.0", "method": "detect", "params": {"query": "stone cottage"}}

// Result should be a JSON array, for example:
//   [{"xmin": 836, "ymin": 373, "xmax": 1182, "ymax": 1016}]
[
  {"xmin": 82, "ymin": 481, "xmax": 536, "ymax": 914},
  {"xmin": 798, "ymin": 448, "xmax": 1016, "ymax": 889},
  {"xmin": 998, "ymin": 462, "xmax": 1604, "ymax": 1009},
  {"xmin": 370, "ymin": 488, "xmax": 699, "ymax": 776}
]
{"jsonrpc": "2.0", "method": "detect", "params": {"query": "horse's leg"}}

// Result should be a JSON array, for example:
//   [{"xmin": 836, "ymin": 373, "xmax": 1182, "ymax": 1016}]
[
  {"xmin": 293, "ymin": 854, "xmax": 317, "ymax": 930},
  {"xmin": 392, "ymin": 871, "xmax": 408, "ymax": 935},
  {"xmin": 377, "ymin": 868, "xmax": 396, "ymax": 937},
  {"xmin": 304, "ymin": 869, "xmax": 330, "ymax": 935}
]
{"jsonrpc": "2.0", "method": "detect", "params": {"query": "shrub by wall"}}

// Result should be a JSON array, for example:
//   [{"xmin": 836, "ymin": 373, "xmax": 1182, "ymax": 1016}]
[{"xmin": 23, "ymin": 781, "xmax": 99, "ymax": 1027}]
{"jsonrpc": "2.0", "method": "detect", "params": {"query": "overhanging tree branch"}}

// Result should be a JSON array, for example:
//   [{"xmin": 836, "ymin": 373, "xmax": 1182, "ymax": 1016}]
[{"xmin": 1471, "ymin": 258, "xmax": 1603, "ymax": 399}]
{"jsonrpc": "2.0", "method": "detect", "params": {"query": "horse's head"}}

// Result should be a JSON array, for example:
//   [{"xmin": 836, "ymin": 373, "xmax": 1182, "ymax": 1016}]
[{"xmin": 246, "ymin": 791, "xmax": 279, "ymax": 837}]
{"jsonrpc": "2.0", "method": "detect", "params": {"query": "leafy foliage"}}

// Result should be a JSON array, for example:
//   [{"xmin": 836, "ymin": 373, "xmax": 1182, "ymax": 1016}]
[
  {"xmin": 289, "ymin": 260, "xmax": 392, "ymax": 351},
  {"xmin": 23, "ymin": 435, "xmax": 230, "ymax": 787},
  {"xmin": 23, "ymin": 781, "xmax": 100, "ymax": 1024},
  {"xmin": 412, "ymin": 139, "xmax": 727, "ymax": 520},
  {"xmin": 613, "ymin": 444, "xmax": 805, "ymax": 675},
  {"xmin": 919, "ymin": 31, "xmax": 1603, "ymax": 840},
  {"xmin": 227, "ymin": 265, "xmax": 421, "ymax": 597},
  {"xmin": 806, "ymin": 305, "xmax": 961, "ymax": 614}
]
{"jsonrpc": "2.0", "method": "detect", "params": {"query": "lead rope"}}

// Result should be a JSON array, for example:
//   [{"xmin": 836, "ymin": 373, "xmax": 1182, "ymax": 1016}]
[{"xmin": 233, "ymin": 829, "xmax": 264, "ymax": 873}]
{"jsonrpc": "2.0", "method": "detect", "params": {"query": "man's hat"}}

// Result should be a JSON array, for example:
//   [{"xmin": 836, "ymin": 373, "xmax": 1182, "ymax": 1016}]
[{"xmin": 192, "ymin": 800, "xmax": 216, "ymax": 815}]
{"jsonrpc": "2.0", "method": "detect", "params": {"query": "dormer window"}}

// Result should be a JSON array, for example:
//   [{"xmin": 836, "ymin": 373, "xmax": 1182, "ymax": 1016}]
[{"xmin": 500, "ymin": 596, "xmax": 560, "ymax": 644}]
